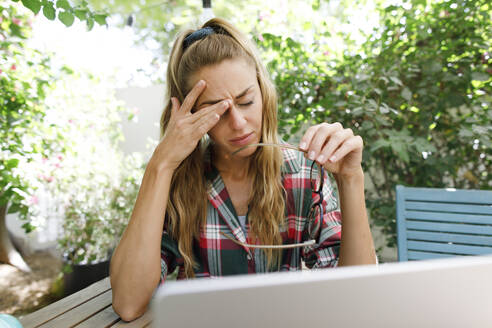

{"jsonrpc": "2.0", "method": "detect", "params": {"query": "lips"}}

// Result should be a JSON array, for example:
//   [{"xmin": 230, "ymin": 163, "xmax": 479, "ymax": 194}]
[{"xmin": 229, "ymin": 132, "xmax": 254, "ymax": 146}]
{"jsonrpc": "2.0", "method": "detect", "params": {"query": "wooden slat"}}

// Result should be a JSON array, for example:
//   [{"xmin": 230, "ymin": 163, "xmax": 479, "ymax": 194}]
[
  {"xmin": 111, "ymin": 310, "xmax": 152, "ymax": 327},
  {"xmin": 401, "ymin": 187, "xmax": 492, "ymax": 204},
  {"xmin": 405, "ymin": 210, "xmax": 492, "ymax": 225},
  {"xmin": 407, "ymin": 240, "xmax": 492, "ymax": 256},
  {"xmin": 407, "ymin": 230, "xmax": 492, "ymax": 246},
  {"xmin": 38, "ymin": 289, "xmax": 113, "ymax": 328},
  {"xmin": 20, "ymin": 277, "xmax": 111, "ymax": 328},
  {"xmin": 74, "ymin": 305, "xmax": 121, "ymax": 328},
  {"xmin": 405, "ymin": 201, "xmax": 492, "ymax": 215},
  {"xmin": 407, "ymin": 250, "xmax": 460, "ymax": 260},
  {"xmin": 406, "ymin": 220, "xmax": 492, "ymax": 235}
]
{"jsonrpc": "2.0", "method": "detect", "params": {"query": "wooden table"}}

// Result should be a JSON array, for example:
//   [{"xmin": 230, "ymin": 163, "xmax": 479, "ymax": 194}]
[{"xmin": 19, "ymin": 278, "xmax": 152, "ymax": 328}]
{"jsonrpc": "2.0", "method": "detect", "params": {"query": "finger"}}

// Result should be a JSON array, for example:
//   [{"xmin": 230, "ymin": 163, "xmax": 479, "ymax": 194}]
[
  {"xmin": 191, "ymin": 110, "xmax": 222, "ymax": 139},
  {"xmin": 166, "ymin": 97, "xmax": 181, "ymax": 127},
  {"xmin": 190, "ymin": 99, "xmax": 230, "ymax": 124},
  {"xmin": 170, "ymin": 97, "xmax": 180, "ymax": 114},
  {"xmin": 328, "ymin": 135, "xmax": 363, "ymax": 163},
  {"xmin": 299, "ymin": 125, "xmax": 321, "ymax": 152},
  {"xmin": 306, "ymin": 123, "xmax": 343, "ymax": 161},
  {"xmin": 316, "ymin": 128, "xmax": 353, "ymax": 164},
  {"xmin": 173, "ymin": 101, "xmax": 227, "ymax": 140},
  {"xmin": 180, "ymin": 80, "xmax": 206, "ymax": 113}
]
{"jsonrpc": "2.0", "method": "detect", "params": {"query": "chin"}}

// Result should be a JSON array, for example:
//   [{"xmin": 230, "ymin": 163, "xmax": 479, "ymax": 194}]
[{"xmin": 235, "ymin": 145, "xmax": 257, "ymax": 158}]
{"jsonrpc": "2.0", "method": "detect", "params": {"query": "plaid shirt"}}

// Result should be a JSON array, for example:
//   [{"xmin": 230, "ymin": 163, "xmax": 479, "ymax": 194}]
[{"xmin": 160, "ymin": 146, "xmax": 342, "ymax": 283}]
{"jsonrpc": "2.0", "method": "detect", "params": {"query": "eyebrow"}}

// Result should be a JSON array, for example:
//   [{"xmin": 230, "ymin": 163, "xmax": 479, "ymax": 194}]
[{"xmin": 197, "ymin": 85, "xmax": 254, "ymax": 108}]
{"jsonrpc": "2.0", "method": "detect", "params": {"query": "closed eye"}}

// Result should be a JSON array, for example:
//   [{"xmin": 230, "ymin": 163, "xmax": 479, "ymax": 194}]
[{"xmin": 239, "ymin": 101, "xmax": 254, "ymax": 107}]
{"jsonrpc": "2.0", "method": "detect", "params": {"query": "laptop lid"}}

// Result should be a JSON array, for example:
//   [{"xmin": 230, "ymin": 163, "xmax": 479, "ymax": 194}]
[{"xmin": 152, "ymin": 255, "xmax": 492, "ymax": 328}]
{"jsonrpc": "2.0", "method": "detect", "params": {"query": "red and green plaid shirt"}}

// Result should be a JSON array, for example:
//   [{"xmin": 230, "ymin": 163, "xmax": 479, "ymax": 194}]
[{"xmin": 160, "ymin": 146, "xmax": 342, "ymax": 283}]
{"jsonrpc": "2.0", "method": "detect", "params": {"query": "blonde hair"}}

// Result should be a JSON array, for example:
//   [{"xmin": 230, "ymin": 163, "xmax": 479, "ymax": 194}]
[{"xmin": 160, "ymin": 18, "xmax": 285, "ymax": 277}]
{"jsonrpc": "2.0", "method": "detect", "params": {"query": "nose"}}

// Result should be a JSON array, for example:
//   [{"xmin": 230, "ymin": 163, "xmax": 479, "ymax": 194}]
[{"xmin": 227, "ymin": 104, "xmax": 247, "ymax": 130}]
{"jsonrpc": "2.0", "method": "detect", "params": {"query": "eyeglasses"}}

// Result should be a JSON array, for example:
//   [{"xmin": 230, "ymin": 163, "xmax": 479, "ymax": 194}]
[{"xmin": 219, "ymin": 143, "xmax": 325, "ymax": 249}]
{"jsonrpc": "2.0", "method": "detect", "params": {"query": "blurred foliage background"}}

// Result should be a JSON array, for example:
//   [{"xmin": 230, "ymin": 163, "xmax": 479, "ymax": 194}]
[
  {"xmin": 1, "ymin": 1, "xmax": 141, "ymax": 270},
  {"xmin": 2, "ymin": 0, "xmax": 491, "ymax": 266},
  {"xmin": 256, "ymin": 0, "xmax": 491, "ymax": 246},
  {"xmin": 87, "ymin": 0, "xmax": 491, "ymax": 248}
]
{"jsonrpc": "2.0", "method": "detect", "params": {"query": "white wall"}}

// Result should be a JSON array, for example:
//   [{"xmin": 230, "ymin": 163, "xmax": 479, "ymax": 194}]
[{"xmin": 116, "ymin": 84, "xmax": 165, "ymax": 156}]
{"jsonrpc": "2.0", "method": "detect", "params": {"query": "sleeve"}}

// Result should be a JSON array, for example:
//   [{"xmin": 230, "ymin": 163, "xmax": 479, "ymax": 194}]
[
  {"xmin": 159, "ymin": 220, "xmax": 180, "ymax": 285},
  {"xmin": 302, "ymin": 169, "xmax": 342, "ymax": 269}
]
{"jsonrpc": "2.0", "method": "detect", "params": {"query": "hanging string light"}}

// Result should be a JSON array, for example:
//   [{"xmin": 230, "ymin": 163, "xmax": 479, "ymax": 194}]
[{"xmin": 200, "ymin": 0, "xmax": 214, "ymax": 23}]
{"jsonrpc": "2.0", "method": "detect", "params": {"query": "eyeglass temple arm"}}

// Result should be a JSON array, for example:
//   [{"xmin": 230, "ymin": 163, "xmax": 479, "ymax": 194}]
[
  {"xmin": 219, "ymin": 231, "xmax": 315, "ymax": 249},
  {"xmin": 231, "ymin": 143, "xmax": 304, "ymax": 156}
]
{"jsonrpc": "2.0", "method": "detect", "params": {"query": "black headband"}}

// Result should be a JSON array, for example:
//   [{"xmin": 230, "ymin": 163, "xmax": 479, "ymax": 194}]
[{"xmin": 182, "ymin": 26, "xmax": 225, "ymax": 51}]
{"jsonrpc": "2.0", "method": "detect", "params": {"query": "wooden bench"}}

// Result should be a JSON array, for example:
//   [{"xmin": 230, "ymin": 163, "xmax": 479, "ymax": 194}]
[
  {"xmin": 396, "ymin": 185, "xmax": 492, "ymax": 261},
  {"xmin": 18, "ymin": 278, "xmax": 152, "ymax": 328}
]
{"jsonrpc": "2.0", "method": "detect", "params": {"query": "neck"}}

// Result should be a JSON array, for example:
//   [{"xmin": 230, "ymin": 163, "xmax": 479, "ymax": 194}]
[{"xmin": 213, "ymin": 147, "xmax": 252, "ymax": 181}]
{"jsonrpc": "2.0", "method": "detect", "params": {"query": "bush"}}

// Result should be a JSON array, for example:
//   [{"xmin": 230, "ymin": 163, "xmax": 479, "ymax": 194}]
[
  {"xmin": 0, "ymin": 2, "xmax": 61, "ymax": 233},
  {"xmin": 257, "ymin": 0, "xmax": 491, "ymax": 247}
]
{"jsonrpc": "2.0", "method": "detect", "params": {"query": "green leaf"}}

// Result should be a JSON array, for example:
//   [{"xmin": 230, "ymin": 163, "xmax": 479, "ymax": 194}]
[
  {"xmin": 429, "ymin": 62, "xmax": 441, "ymax": 73},
  {"xmin": 56, "ymin": 0, "xmax": 70, "ymax": 10},
  {"xmin": 370, "ymin": 139, "xmax": 390, "ymax": 152},
  {"xmin": 389, "ymin": 76, "xmax": 402, "ymax": 85},
  {"xmin": 458, "ymin": 127, "xmax": 473, "ymax": 138},
  {"xmin": 94, "ymin": 14, "xmax": 107, "ymax": 26},
  {"xmin": 62, "ymin": 264, "xmax": 73, "ymax": 274},
  {"xmin": 74, "ymin": 9, "xmax": 87, "ymax": 21},
  {"xmin": 22, "ymin": 222, "xmax": 35, "ymax": 233},
  {"xmin": 61, "ymin": 65, "xmax": 74, "ymax": 74},
  {"xmin": 379, "ymin": 76, "xmax": 389, "ymax": 84},
  {"xmin": 391, "ymin": 142, "xmax": 410, "ymax": 163},
  {"xmin": 361, "ymin": 121, "xmax": 374, "ymax": 129},
  {"xmin": 379, "ymin": 103, "xmax": 390, "ymax": 114},
  {"xmin": 6, "ymin": 159, "xmax": 20, "ymax": 169},
  {"xmin": 471, "ymin": 72, "xmax": 489, "ymax": 81},
  {"xmin": 43, "ymin": 3, "xmax": 56, "ymax": 20},
  {"xmin": 401, "ymin": 87, "xmax": 412, "ymax": 101},
  {"xmin": 21, "ymin": 0, "xmax": 42, "ymax": 14},
  {"xmin": 302, "ymin": 21, "xmax": 312, "ymax": 30},
  {"xmin": 7, "ymin": 203, "xmax": 21, "ymax": 214},
  {"xmin": 58, "ymin": 11, "xmax": 74, "ymax": 27},
  {"xmin": 86, "ymin": 17, "xmax": 94, "ymax": 30},
  {"xmin": 385, "ymin": 5, "xmax": 398, "ymax": 12}
]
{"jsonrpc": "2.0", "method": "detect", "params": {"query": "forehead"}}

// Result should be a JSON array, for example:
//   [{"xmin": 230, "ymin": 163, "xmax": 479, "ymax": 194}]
[{"xmin": 191, "ymin": 58, "xmax": 258, "ymax": 101}]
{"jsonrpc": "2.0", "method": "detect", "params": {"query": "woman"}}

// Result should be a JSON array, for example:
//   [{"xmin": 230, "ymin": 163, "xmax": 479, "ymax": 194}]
[{"xmin": 110, "ymin": 18, "xmax": 377, "ymax": 321}]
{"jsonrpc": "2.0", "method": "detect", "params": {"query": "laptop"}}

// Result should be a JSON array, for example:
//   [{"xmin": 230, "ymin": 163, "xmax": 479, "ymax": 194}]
[{"xmin": 152, "ymin": 255, "xmax": 492, "ymax": 327}]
